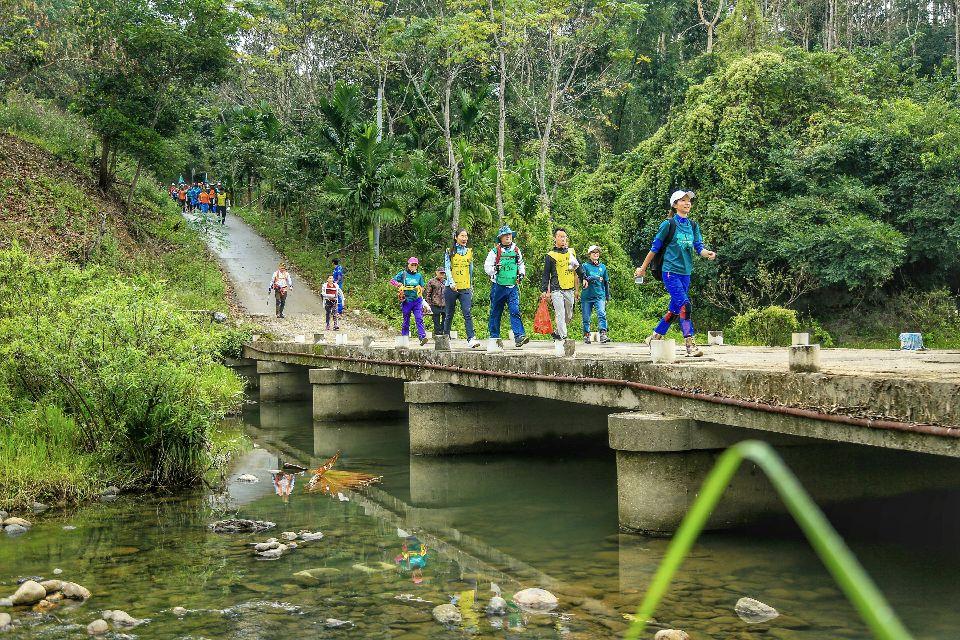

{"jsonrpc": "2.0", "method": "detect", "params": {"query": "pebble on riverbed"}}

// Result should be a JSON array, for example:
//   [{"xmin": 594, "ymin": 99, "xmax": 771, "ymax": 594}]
[
  {"xmin": 432, "ymin": 603, "xmax": 462, "ymax": 625},
  {"xmin": 172, "ymin": 606, "xmax": 188, "ymax": 616},
  {"xmin": 3, "ymin": 517, "xmax": 32, "ymax": 536},
  {"xmin": 734, "ymin": 597, "xmax": 780, "ymax": 623},
  {"xmin": 512, "ymin": 588, "xmax": 559, "ymax": 613},
  {"xmin": 87, "ymin": 619, "xmax": 108, "ymax": 635},
  {"xmin": 654, "ymin": 630, "xmax": 690, "ymax": 640},
  {"xmin": 209, "ymin": 519, "xmax": 275, "ymax": 533},
  {"xmin": 0, "ymin": 612, "xmax": 11, "ymax": 630},
  {"xmin": 102, "ymin": 609, "xmax": 143, "ymax": 628},
  {"xmin": 236, "ymin": 474, "xmax": 259, "ymax": 483}
]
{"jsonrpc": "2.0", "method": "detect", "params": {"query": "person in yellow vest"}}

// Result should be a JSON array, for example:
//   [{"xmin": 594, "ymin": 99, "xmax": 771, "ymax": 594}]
[
  {"xmin": 443, "ymin": 228, "xmax": 481, "ymax": 348},
  {"xmin": 539, "ymin": 227, "xmax": 580, "ymax": 341}
]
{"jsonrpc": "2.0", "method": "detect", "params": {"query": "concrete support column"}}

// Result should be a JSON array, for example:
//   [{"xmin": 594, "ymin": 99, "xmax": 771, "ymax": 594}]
[
  {"xmin": 257, "ymin": 360, "xmax": 311, "ymax": 402},
  {"xmin": 224, "ymin": 357, "xmax": 259, "ymax": 390},
  {"xmin": 610, "ymin": 412, "xmax": 960, "ymax": 535},
  {"xmin": 405, "ymin": 381, "xmax": 610, "ymax": 455},
  {"xmin": 311, "ymin": 368, "xmax": 406, "ymax": 421}
]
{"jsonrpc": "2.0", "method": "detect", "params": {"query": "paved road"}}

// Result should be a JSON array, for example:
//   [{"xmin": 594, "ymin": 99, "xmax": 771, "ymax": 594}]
[{"xmin": 191, "ymin": 213, "xmax": 326, "ymax": 315}]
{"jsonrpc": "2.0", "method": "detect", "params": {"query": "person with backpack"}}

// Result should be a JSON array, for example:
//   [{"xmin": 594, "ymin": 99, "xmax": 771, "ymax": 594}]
[
  {"xmin": 268, "ymin": 262, "xmax": 293, "ymax": 318},
  {"xmin": 390, "ymin": 257, "xmax": 429, "ymax": 346},
  {"xmin": 321, "ymin": 274, "xmax": 343, "ymax": 330},
  {"xmin": 540, "ymin": 227, "xmax": 580, "ymax": 341},
  {"xmin": 424, "ymin": 267, "xmax": 447, "ymax": 336},
  {"xmin": 634, "ymin": 190, "xmax": 716, "ymax": 357},
  {"xmin": 484, "ymin": 225, "xmax": 530, "ymax": 349},
  {"xmin": 581, "ymin": 244, "xmax": 611, "ymax": 344},
  {"xmin": 442, "ymin": 228, "xmax": 481, "ymax": 348}
]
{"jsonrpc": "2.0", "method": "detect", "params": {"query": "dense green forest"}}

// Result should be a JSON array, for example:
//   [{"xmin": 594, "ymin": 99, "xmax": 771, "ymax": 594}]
[{"xmin": 5, "ymin": 0, "xmax": 960, "ymax": 346}]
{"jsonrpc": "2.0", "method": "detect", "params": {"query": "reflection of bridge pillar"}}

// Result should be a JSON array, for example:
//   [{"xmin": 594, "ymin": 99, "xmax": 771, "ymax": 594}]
[
  {"xmin": 257, "ymin": 360, "xmax": 311, "ymax": 402},
  {"xmin": 611, "ymin": 412, "xmax": 960, "ymax": 535},
  {"xmin": 405, "ymin": 381, "xmax": 610, "ymax": 455},
  {"xmin": 311, "ymin": 368, "xmax": 406, "ymax": 421}
]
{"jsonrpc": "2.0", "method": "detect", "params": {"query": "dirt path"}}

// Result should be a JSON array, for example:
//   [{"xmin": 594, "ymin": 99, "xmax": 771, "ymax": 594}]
[{"xmin": 188, "ymin": 212, "xmax": 387, "ymax": 340}]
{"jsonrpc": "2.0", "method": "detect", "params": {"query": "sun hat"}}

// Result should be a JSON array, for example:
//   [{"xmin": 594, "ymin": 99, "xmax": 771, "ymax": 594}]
[
  {"xmin": 408, "ymin": 256, "xmax": 419, "ymax": 264},
  {"xmin": 496, "ymin": 225, "xmax": 516, "ymax": 239},
  {"xmin": 669, "ymin": 190, "xmax": 695, "ymax": 206},
  {"xmin": 587, "ymin": 245, "xmax": 601, "ymax": 254}
]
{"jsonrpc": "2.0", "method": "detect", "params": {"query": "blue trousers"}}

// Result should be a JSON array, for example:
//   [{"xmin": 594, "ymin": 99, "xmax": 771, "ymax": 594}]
[
  {"xmin": 581, "ymin": 297, "xmax": 608, "ymax": 333},
  {"xmin": 442, "ymin": 288, "xmax": 475, "ymax": 339},
  {"xmin": 488, "ymin": 284, "xmax": 525, "ymax": 339},
  {"xmin": 654, "ymin": 272, "xmax": 694, "ymax": 337}
]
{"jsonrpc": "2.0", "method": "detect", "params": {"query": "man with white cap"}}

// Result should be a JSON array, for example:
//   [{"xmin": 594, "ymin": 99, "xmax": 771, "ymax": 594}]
[{"xmin": 634, "ymin": 190, "xmax": 716, "ymax": 357}]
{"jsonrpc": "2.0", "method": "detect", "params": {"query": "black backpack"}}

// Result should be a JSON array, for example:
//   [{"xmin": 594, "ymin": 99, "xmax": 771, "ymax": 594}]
[{"xmin": 650, "ymin": 218, "xmax": 697, "ymax": 281}]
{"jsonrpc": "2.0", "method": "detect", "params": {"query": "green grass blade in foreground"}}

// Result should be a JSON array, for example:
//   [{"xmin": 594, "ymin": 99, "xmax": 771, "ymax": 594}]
[{"xmin": 624, "ymin": 440, "xmax": 913, "ymax": 640}]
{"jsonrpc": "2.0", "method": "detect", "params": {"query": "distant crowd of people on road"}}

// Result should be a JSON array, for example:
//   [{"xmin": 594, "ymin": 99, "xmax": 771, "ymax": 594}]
[
  {"xmin": 169, "ymin": 181, "xmax": 230, "ymax": 225},
  {"xmin": 256, "ymin": 188, "xmax": 716, "ymax": 354}
]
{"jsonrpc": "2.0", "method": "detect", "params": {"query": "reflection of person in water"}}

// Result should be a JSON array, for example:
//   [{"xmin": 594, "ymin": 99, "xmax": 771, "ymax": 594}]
[
  {"xmin": 395, "ymin": 536, "xmax": 428, "ymax": 584},
  {"xmin": 273, "ymin": 471, "xmax": 295, "ymax": 503}
]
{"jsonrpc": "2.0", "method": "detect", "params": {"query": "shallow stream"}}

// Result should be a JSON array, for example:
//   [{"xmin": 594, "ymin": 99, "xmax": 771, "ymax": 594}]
[{"xmin": 2, "ymin": 400, "xmax": 959, "ymax": 638}]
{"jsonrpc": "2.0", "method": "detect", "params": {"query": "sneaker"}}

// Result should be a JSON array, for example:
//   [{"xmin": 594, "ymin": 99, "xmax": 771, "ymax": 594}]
[
  {"xmin": 334, "ymin": 325, "xmax": 340, "ymax": 331},
  {"xmin": 644, "ymin": 332, "xmax": 663, "ymax": 346},
  {"xmin": 583, "ymin": 333, "xmax": 591, "ymax": 344},
  {"xmin": 467, "ymin": 338, "xmax": 481, "ymax": 349},
  {"xmin": 685, "ymin": 336, "xmax": 704, "ymax": 357},
  {"xmin": 515, "ymin": 335, "xmax": 530, "ymax": 348},
  {"xmin": 420, "ymin": 337, "xmax": 429, "ymax": 346},
  {"xmin": 326, "ymin": 325, "xmax": 331, "ymax": 330},
  {"xmin": 599, "ymin": 330, "xmax": 610, "ymax": 344},
  {"xmin": 550, "ymin": 332, "xmax": 562, "ymax": 341}
]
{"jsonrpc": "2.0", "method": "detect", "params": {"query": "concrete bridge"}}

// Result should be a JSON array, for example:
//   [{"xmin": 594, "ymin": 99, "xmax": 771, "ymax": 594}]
[{"xmin": 236, "ymin": 338, "xmax": 960, "ymax": 534}]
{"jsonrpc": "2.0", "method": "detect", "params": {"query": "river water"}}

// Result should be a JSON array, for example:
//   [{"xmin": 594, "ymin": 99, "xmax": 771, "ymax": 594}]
[{"xmin": 2, "ymin": 400, "xmax": 959, "ymax": 639}]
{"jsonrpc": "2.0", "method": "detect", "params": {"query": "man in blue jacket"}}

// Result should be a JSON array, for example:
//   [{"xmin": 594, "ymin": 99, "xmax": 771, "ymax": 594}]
[{"xmin": 634, "ymin": 190, "xmax": 716, "ymax": 357}]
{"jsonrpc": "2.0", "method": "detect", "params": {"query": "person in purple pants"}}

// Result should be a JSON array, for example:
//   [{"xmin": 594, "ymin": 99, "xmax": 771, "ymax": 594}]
[{"xmin": 390, "ymin": 257, "xmax": 429, "ymax": 346}]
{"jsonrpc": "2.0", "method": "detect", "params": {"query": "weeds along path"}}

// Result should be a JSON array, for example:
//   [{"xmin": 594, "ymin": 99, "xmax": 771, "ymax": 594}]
[{"xmin": 187, "ymin": 212, "xmax": 387, "ymax": 339}]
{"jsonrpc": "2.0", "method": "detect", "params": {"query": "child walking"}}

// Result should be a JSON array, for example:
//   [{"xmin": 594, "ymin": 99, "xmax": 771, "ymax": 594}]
[
  {"xmin": 390, "ymin": 257, "xmax": 429, "ymax": 346},
  {"xmin": 424, "ymin": 267, "xmax": 447, "ymax": 336},
  {"xmin": 321, "ymin": 275, "xmax": 343, "ymax": 330}
]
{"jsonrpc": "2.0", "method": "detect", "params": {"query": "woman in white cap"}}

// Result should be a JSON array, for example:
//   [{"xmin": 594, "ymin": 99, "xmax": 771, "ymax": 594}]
[
  {"xmin": 634, "ymin": 190, "xmax": 716, "ymax": 357},
  {"xmin": 580, "ymin": 244, "xmax": 610, "ymax": 344}
]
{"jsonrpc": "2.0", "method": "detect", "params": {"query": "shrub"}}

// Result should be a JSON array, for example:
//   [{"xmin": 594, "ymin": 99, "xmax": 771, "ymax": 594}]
[{"xmin": 727, "ymin": 305, "xmax": 800, "ymax": 346}]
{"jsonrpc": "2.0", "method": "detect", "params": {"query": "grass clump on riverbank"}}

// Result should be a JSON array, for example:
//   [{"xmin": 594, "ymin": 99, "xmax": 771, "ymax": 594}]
[{"xmin": 0, "ymin": 247, "xmax": 245, "ymax": 509}]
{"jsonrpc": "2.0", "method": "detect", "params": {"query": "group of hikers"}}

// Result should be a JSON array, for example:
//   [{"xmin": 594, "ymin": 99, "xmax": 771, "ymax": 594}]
[
  {"xmin": 385, "ymin": 189, "xmax": 716, "ymax": 356},
  {"xmin": 269, "ymin": 259, "xmax": 345, "ymax": 327},
  {"xmin": 169, "ymin": 181, "xmax": 230, "ymax": 224},
  {"xmin": 262, "ymin": 189, "xmax": 715, "ymax": 355}
]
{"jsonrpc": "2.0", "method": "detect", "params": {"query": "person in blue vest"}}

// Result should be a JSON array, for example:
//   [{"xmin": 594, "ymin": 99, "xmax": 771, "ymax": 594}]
[
  {"xmin": 332, "ymin": 258, "xmax": 345, "ymax": 315},
  {"xmin": 390, "ymin": 257, "xmax": 429, "ymax": 346},
  {"xmin": 483, "ymin": 225, "xmax": 530, "ymax": 349},
  {"xmin": 634, "ymin": 190, "xmax": 717, "ymax": 357},
  {"xmin": 580, "ymin": 244, "xmax": 611, "ymax": 344}
]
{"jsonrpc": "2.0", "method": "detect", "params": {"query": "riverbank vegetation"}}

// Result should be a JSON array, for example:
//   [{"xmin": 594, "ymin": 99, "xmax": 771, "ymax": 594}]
[
  {"xmin": 4, "ymin": 0, "xmax": 960, "ymax": 348},
  {"xmin": 0, "ymin": 94, "xmax": 248, "ymax": 510}
]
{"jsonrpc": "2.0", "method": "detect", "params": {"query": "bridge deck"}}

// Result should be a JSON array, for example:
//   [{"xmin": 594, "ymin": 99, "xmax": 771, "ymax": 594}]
[{"xmin": 244, "ymin": 340, "xmax": 960, "ymax": 456}]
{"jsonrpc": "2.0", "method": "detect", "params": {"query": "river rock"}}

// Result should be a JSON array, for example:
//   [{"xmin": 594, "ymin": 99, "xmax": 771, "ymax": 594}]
[
  {"xmin": 62, "ymin": 526, "xmax": 76, "ymax": 531},
  {"xmin": 101, "ymin": 486, "xmax": 119, "ymax": 497},
  {"xmin": 0, "ymin": 613, "xmax": 10, "ymax": 629},
  {"xmin": 87, "ymin": 619, "xmax": 108, "ymax": 635},
  {"xmin": 40, "ymin": 580, "xmax": 63, "ymax": 594},
  {"xmin": 31, "ymin": 502, "xmax": 49, "ymax": 514},
  {"xmin": 236, "ymin": 474, "xmax": 259, "ymax": 483},
  {"xmin": 4, "ymin": 525, "xmax": 27, "ymax": 536},
  {"xmin": 0, "ymin": 511, "xmax": 7, "ymax": 521},
  {"xmin": 292, "ymin": 568, "xmax": 341, "ymax": 586},
  {"xmin": 486, "ymin": 596, "xmax": 508, "ymax": 615},
  {"xmin": 432, "ymin": 604, "xmax": 461, "ymax": 625},
  {"xmin": 735, "ymin": 597, "xmax": 779, "ymax": 623},
  {"xmin": 513, "ymin": 588, "xmax": 559, "ymax": 612},
  {"xmin": 654, "ymin": 631, "xmax": 690, "ymax": 640},
  {"xmin": 325, "ymin": 618, "xmax": 353, "ymax": 628},
  {"xmin": 103, "ymin": 609, "xmax": 142, "ymax": 627},
  {"xmin": 298, "ymin": 531, "xmax": 324, "ymax": 541},
  {"xmin": 46, "ymin": 593, "xmax": 63, "ymax": 604},
  {"xmin": 254, "ymin": 541, "xmax": 280, "ymax": 552},
  {"xmin": 256, "ymin": 545, "xmax": 286, "ymax": 559},
  {"xmin": 52, "ymin": 569, "xmax": 63, "ymax": 575},
  {"xmin": 11, "ymin": 581, "xmax": 46, "ymax": 605},
  {"xmin": 0, "ymin": 599, "xmax": 11, "ymax": 607},
  {"xmin": 61, "ymin": 582, "xmax": 91, "ymax": 600},
  {"xmin": 33, "ymin": 599, "xmax": 57, "ymax": 613},
  {"xmin": 2, "ymin": 517, "xmax": 31, "ymax": 528},
  {"xmin": 209, "ymin": 519, "xmax": 275, "ymax": 533},
  {"xmin": 172, "ymin": 606, "xmax": 187, "ymax": 616},
  {"xmin": 280, "ymin": 531, "xmax": 298, "ymax": 541}
]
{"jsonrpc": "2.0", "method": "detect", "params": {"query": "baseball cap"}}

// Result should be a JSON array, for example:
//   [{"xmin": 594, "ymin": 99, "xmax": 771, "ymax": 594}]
[
  {"xmin": 587, "ymin": 245, "xmax": 601, "ymax": 254},
  {"xmin": 408, "ymin": 256, "xmax": 419, "ymax": 264},
  {"xmin": 669, "ymin": 190, "xmax": 695, "ymax": 206}
]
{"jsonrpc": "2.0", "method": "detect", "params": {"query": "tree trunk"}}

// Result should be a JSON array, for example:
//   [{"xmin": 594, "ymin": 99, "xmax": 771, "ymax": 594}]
[
  {"xmin": 537, "ymin": 67, "xmax": 558, "ymax": 219},
  {"xmin": 955, "ymin": 0, "xmax": 959, "ymax": 81},
  {"xmin": 125, "ymin": 159, "xmax": 143, "ymax": 214},
  {"xmin": 374, "ymin": 75, "xmax": 384, "ymax": 258},
  {"xmin": 442, "ymin": 73, "xmax": 462, "ymax": 232},
  {"xmin": 98, "ymin": 135, "xmax": 111, "ymax": 190},
  {"xmin": 492, "ymin": 0, "xmax": 508, "ymax": 224}
]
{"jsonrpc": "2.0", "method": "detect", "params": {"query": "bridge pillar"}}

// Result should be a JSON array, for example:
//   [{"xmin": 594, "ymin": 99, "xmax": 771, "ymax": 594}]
[
  {"xmin": 610, "ymin": 412, "xmax": 960, "ymax": 535},
  {"xmin": 405, "ymin": 381, "xmax": 610, "ymax": 455},
  {"xmin": 257, "ymin": 360, "xmax": 311, "ymax": 402},
  {"xmin": 311, "ymin": 368, "xmax": 406, "ymax": 421},
  {"xmin": 224, "ymin": 356, "xmax": 259, "ymax": 391}
]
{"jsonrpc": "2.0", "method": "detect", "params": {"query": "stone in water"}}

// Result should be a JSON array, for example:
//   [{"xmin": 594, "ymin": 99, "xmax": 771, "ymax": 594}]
[{"xmin": 735, "ymin": 597, "xmax": 779, "ymax": 623}]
